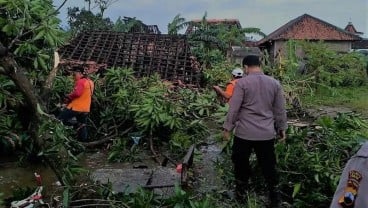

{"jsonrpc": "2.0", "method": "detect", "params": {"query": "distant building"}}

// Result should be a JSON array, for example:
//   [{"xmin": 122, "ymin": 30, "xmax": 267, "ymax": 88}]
[
  {"xmin": 345, "ymin": 21, "xmax": 368, "ymax": 50},
  {"xmin": 231, "ymin": 46, "xmax": 261, "ymax": 66},
  {"xmin": 257, "ymin": 14, "xmax": 362, "ymax": 61},
  {"xmin": 344, "ymin": 21, "xmax": 363, "ymax": 36}
]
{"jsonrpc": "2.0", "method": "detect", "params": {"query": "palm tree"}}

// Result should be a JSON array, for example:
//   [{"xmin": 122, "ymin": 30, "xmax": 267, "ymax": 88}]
[
  {"xmin": 187, "ymin": 12, "xmax": 231, "ymax": 67},
  {"xmin": 219, "ymin": 26, "xmax": 265, "ymax": 47},
  {"xmin": 167, "ymin": 14, "xmax": 189, "ymax": 35},
  {"xmin": 218, "ymin": 26, "xmax": 266, "ymax": 59},
  {"xmin": 186, "ymin": 12, "xmax": 267, "ymax": 67}
]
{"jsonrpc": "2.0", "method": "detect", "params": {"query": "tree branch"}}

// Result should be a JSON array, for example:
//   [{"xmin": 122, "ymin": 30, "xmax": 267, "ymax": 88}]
[{"xmin": 82, "ymin": 126, "xmax": 133, "ymax": 148}]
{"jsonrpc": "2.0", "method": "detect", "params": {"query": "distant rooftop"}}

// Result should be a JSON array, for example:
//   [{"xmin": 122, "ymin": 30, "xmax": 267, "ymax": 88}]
[
  {"xmin": 258, "ymin": 13, "xmax": 361, "ymax": 45},
  {"xmin": 344, "ymin": 21, "xmax": 364, "ymax": 35}
]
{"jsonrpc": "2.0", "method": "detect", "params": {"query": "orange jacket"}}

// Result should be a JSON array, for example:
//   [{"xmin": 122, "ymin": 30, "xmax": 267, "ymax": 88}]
[
  {"xmin": 224, "ymin": 79, "xmax": 238, "ymax": 102},
  {"xmin": 67, "ymin": 78, "xmax": 94, "ymax": 112}
]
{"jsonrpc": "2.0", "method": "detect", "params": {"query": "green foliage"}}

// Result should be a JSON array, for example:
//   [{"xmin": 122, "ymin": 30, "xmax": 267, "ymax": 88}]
[
  {"xmin": 107, "ymin": 137, "xmax": 141, "ymax": 163},
  {"xmin": 125, "ymin": 188, "xmax": 159, "ymax": 208},
  {"xmin": 275, "ymin": 113, "xmax": 368, "ymax": 207},
  {"xmin": 266, "ymin": 40, "xmax": 368, "ymax": 111},
  {"xmin": 300, "ymin": 41, "xmax": 367, "ymax": 87},
  {"xmin": 168, "ymin": 14, "xmax": 189, "ymax": 35},
  {"xmin": 0, "ymin": 76, "xmax": 33, "ymax": 156},
  {"xmin": 37, "ymin": 117, "xmax": 86, "ymax": 185},
  {"xmin": 170, "ymin": 131, "xmax": 192, "ymax": 152},
  {"xmin": 89, "ymin": 68, "xmax": 137, "ymax": 137},
  {"xmin": 277, "ymin": 40, "xmax": 368, "ymax": 88},
  {"xmin": 213, "ymin": 155, "xmax": 233, "ymax": 188},
  {"xmin": 244, "ymin": 193, "xmax": 263, "ymax": 208},
  {"xmin": 189, "ymin": 198, "xmax": 212, "ymax": 208},
  {"xmin": 65, "ymin": 184, "xmax": 215, "ymax": 208},
  {"xmin": 130, "ymin": 73, "xmax": 215, "ymax": 137},
  {"xmin": 0, "ymin": 192, "xmax": 3, "ymax": 206},
  {"xmin": 161, "ymin": 185, "xmax": 214, "ymax": 208},
  {"xmin": 62, "ymin": 187, "xmax": 70, "ymax": 208},
  {"xmin": 302, "ymin": 86, "xmax": 368, "ymax": 115},
  {"xmin": 113, "ymin": 16, "xmax": 145, "ymax": 33},
  {"xmin": 47, "ymin": 74, "xmax": 73, "ymax": 113},
  {"xmin": 163, "ymin": 184, "xmax": 191, "ymax": 207},
  {"xmin": 0, "ymin": 0, "xmax": 64, "ymax": 71},
  {"xmin": 187, "ymin": 12, "xmax": 264, "ymax": 68},
  {"xmin": 217, "ymin": 25, "xmax": 265, "ymax": 48},
  {"xmin": 186, "ymin": 90, "xmax": 217, "ymax": 119},
  {"xmin": 67, "ymin": 7, "xmax": 113, "ymax": 36},
  {"xmin": 130, "ymin": 78, "xmax": 184, "ymax": 134},
  {"xmin": 201, "ymin": 61, "xmax": 236, "ymax": 87},
  {"xmin": 0, "ymin": 0, "xmax": 70, "ymax": 169},
  {"xmin": 75, "ymin": 68, "xmax": 215, "ymax": 162}
]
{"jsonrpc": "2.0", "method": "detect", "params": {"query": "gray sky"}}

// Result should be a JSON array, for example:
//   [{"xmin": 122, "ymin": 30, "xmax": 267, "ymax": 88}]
[{"xmin": 53, "ymin": 0, "xmax": 368, "ymax": 38}]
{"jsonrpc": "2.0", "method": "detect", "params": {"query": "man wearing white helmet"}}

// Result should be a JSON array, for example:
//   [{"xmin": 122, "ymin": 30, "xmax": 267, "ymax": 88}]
[{"xmin": 213, "ymin": 68, "xmax": 244, "ymax": 103}]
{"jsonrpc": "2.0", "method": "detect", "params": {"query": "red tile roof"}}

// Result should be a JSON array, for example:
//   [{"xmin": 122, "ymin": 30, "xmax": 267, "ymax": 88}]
[{"xmin": 258, "ymin": 14, "xmax": 361, "ymax": 45}]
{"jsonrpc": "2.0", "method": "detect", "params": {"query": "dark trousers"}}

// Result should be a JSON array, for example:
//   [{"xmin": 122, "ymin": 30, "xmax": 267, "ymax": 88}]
[
  {"xmin": 232, "ymin": 136, "xmax": 278, "ymax": 192},
  {"xmin": 58, "ymin": 108, "xmax": 88, "ymax": 141}
]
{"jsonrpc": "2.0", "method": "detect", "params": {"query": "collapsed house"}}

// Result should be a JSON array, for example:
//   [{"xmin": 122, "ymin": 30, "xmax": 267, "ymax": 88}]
[{"xmin": 57, "ymin": 30, "xmax": 202, "ymax": 86}]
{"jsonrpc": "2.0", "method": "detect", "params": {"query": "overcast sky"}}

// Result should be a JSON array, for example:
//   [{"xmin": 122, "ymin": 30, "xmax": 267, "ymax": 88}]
[{"xmin": 53, "ymin": 0, "xmax": 368, "ymax": 38}]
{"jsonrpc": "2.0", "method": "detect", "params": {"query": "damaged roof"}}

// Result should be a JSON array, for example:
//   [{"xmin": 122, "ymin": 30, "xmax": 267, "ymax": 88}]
[
  {"xmin": 258, "ymin": 14, "xmax": 361, "ymax": 45},
  {"xmin": 57, "ymin": 31, "xmax": 202, "ymax": 85}
]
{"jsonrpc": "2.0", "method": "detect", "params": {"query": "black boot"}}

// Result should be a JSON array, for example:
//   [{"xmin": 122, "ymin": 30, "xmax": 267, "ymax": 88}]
[
  {"xmin": 235, "ymin": 180, "xmax": 248, "ymax": 203},
  {"xmin": 269, "ymin": 189, "xmax": 281, "ymax": 208}
]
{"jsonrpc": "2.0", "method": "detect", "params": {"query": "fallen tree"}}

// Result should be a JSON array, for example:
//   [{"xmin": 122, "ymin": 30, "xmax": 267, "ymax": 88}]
[{"xmin": 0, "ymin": 0, "xmax": 78, "ymax": 185}]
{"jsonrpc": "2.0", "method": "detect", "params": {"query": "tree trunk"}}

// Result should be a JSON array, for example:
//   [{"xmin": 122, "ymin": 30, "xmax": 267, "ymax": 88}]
[
  {"xmin": 0, "ymin": 55, "xmax": 65, "ymax": 184},
  {"xmin": 42, "ymin": 64, "xmax": 60, "ymax": 105}
]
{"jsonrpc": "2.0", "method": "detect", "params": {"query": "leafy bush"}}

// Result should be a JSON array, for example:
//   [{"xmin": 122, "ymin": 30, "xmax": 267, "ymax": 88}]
[
  {"xmin": 202, "ymin": 61, "xmax": 237, "ymax": 87},
  {"xmin": 108, "ymin": 137, "xmax": 141, "ymax": 162},
  {"xmin": 300, "ymin": 41, "xmax": 367, "ymax": 87},
  {"xmin": 276, "ymin": 113, "xmax": 368, "ymax": 207},
  {"xmin": 265, "ymin": 40, "xmax": 368, "ymax": 112},
  {"xmin": 71, "ymin": 67, "xmax": 218, "ymax": 161}
]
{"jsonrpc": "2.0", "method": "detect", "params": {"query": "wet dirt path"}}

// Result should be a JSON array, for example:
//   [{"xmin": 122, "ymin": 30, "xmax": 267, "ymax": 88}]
[{"xmin": 194, "ymin": 131, "xmax": 231, "ymax": 195}]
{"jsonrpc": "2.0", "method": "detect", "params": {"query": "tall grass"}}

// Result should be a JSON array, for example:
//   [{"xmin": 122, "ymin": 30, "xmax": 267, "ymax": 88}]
[{"xmin": 302, "ymin": 86, "xmax": 368, "ymax": 116}]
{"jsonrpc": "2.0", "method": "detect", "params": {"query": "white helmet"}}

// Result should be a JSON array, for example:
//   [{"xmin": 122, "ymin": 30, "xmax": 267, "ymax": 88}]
[{"xmin": 231, "ymin": 68, "xmax": 244, "ymax": 77}]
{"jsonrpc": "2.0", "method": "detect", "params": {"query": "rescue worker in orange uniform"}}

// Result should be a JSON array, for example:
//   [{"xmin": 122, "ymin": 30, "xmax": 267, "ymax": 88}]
[
  {"xmin": 58, "ymin": 65, "xmax": 94, "ymax": 141},
  {"xmin": 213, "ymin": 68, "xmax": 244, "ymax": 103}
]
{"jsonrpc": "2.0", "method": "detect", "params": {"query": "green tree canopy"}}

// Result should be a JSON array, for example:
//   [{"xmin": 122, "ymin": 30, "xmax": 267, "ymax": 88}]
[{"xmin": 67, "ymin": 7, "xmax": 114, "ymax": 36}]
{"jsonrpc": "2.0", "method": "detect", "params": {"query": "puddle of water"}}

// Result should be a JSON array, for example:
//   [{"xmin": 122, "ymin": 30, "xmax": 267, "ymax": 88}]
[
  {"xmin": 0, "ymin": 161, "xmax": 58, "ymax": 199},
  {"xmin": 195, "ymin": 139, "xmax": 227, "ymax": 194},
  {"xmin": 0, "ymin": 150, "xmax": 159, "ymax": 200}
]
